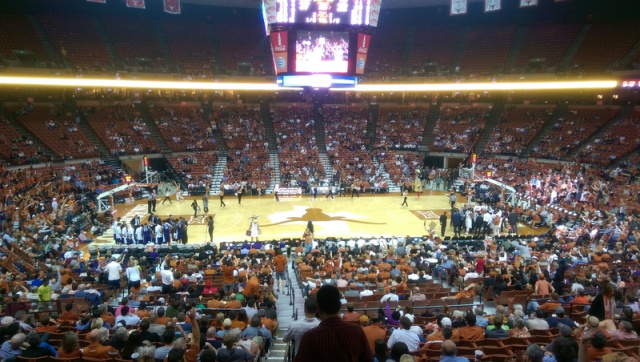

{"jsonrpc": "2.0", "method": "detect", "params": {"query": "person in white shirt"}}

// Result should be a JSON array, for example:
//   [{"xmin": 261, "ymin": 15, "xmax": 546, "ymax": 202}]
[
  {"xmin": 387, "ymin": 316, "xmax": 420, "ymax": 352},
  {"xmin": 380, "ymin": 288, "xmax": 399, "ymax": 303},
  {"xmin": 360, "ymin": 288, "xmax": 373, "ymax": 299},
  {"xmin": 105, "ymin": 256, "xmax": 122, "ymax": 290},
  {"xmin": 125, "ymin": 259, "xmax": 141, "ymax": 290},
  {"xmin": 115, "ymin": 306, "xmax": 141, "ymax": 327},
  {"xmin": 160, "ymin": 258, "xmax": 174, "ymax": 294}
]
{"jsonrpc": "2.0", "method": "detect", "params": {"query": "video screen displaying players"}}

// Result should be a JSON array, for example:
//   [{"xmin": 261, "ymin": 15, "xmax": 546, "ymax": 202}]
[{"xmin": 295, "ymin": 31, "xmax": 349, "ymax": 73}]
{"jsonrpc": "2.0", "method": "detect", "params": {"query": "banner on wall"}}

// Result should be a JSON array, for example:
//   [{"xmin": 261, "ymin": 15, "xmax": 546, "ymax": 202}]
[
  {"xmin": 127, "ymin": 0, "xmax": 145, "ymax": 9},
  {"xmin": 484, "ymin": 0, "xmax": 501, "ymax": 12},
  {"xmin": 520, "ymin": 0, "xmax": 539, "ymax": 7},
  {"xmin": 355, "ymin": 33, "xmax": 371, "ymax": 75},
  {"xmin": 271, "ymin": 31, "xmax": 288, "ymax": 74},
  {"xmin": 164, "ymin": 0, "xmax": 180, "ymax": 14},
  {"xmin": 450, "ymin": 0, "xmax": 468, "ymax": 15}
]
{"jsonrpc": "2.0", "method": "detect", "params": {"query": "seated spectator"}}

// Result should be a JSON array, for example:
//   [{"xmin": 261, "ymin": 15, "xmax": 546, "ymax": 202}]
[
  {"xmin": 342, "ymin": 303, "xmax": 361, "ymax": 322},
  {"xmin": 458, "ymin": 313, "xmax": 484, "ymax": 340},
  {"xmin": 609, "ymin": 321, "xmax": 637, "ymax": 341},
  {"xmin": 387, "ymin": 316, "xmax": 420, "ymax": 352},
  {"xmin": 57, "ymin": 331, "xmax": 82, "ymax": 358},
  {"xmin": 509, "ymin": 317, "xmax": 531, "ymax": 338},
  {"xmin": 84, "ymin": 329, "xmax": 120, "ymax": 359},
  {"xmin": 21, "ymin": 332, "xmax": 55, "ymax": 358},
  {"xmin": 586, "ymin": 331, "xmax": 612, "ymax": 362},
  {"xmin": 527, "ymin": 309, "xmax": 550, "ymax": 331},
  {"xmin": 485, "ymin": 315, "xmax": 509, "ymax": 339}
]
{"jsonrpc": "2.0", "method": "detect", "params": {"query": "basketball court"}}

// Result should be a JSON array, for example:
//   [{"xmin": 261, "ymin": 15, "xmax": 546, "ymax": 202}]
[{"xmin": 91, "ymin": 190, "xmax": 541, "ymax": 246}]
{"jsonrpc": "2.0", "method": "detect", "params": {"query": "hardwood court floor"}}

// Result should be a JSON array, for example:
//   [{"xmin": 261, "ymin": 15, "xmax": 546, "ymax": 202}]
[{"xmin": 92, "ymin": 190, "xmax": 544, "ymax": 246}]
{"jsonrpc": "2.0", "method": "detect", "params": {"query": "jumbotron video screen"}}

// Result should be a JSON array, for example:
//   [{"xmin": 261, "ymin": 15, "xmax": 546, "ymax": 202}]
[{"xmin": 295, "ymin": 31, "xmax": 350, "ymax": 73}]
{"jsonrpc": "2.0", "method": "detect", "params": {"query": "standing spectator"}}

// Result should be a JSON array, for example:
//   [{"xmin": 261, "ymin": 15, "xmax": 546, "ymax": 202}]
[
  {"xmin": 295, "ymin": 285, "xmax": 373, "ymax": 362},
  {"xmin": 106, "ymin": 256, "xmax": 123, "ymax": 291}
]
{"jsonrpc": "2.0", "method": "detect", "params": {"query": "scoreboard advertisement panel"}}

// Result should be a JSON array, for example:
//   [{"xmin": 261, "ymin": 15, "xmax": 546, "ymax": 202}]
[{"xmin": 263, "ymin": 0, "xmax": 382, "ymax": 27}]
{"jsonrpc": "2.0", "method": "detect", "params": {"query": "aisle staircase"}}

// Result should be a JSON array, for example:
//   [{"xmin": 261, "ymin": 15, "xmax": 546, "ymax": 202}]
[
  {"xmin": 473, "ymin": 100, "xmax": 505, "ymax": 154},
  {"xmin": 0, "ymin": 108, "xmax": 57, "ymax": 162},
  {"xmin": 209, "ymin": 156, "xmax": 227, "ymax": 195},
  {"xmin": 566, "ymin": 105, "xmax": 635, "ymax": 159},
  {"xmin": 92, "ymin": 16, "xmax": 123, "ymax": 70},
  {"xmin": 556, "ymin": 24, "xmax": 592, "ymax": 72},
  {"xmin": 318, "ymin": 152, "xmax": 334, "ymax": 184},
  {"xmin": 260, "ymin": 102, "xmax": 278, "ymax": 153},
  {"xmin": 26, "ymin": 15, "xmax": 65, "ymax": 68},
  {"xmin": 267, "ymin": 153, "xmax": 280, "ymax": 195},
  {"xmin": 134, "ymin": 103, "xmax": 172, "ymax": 154},
  {"xmin": 373, "ymin": 156, "xmax": 401, "ymax": 193},
  {"xmin": 504, "ymin": 25, "xmax": 529, "ymax": 72},
  {"xmin": 201, "ymin": 102, "xmax": 227, "ymax": 154},
  {"xmin": 421, "ymin": 101, "xmax": 441, "ymax": 151},
  {"xmin": 365, "ymin": 103, "xmax": 379, "ymax": 150},
  {"xmin": 267, "ymin": 266, "xmax": 305, "ymax": 362},
  {"xmin": 522, "ymin": 104, "xmax": 568, "ymax": 157},
  {"xmin": 151, "ymin": 20, "xmax": 177, "ymax": 73}
]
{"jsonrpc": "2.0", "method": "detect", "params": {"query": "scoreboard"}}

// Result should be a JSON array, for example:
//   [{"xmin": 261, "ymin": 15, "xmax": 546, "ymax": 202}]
[
  {"xmin": 265, "ymin": 0, "xmax": 381, "ymax": 87},
  {"xmin": 263, "ymin": 0, "xmax": 382, "ymax": 27}
]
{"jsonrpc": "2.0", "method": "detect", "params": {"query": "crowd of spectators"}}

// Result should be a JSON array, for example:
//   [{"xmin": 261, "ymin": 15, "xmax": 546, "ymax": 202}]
[
  {"xmin": 324, "ymin": 106, "xmax": 378, "ymax": 185},
  {"xmin": 165, "ymin": 152, "xmax": 218, "ymax": 194},
  {"xmin": 0, "ymin": 116, "xmax": 50, "ymax": 165},
  {"xmin": 374, "ymin": 107, "xmax": 427, "ymax": 150},
  {"xmin": 217, "ymin": 106, "xmax": 271, "ymax": 188},
  {"xmin": 10, "ymin": 104, "xmax": 100, "ymax": 160},
  {"xmin": 483, "ymin": 107, "xmax": 550, "ymax": 157},
  {"xmin": 271, "ymin": 105, "xmax": 325, "ymax": 189},
  {"xmin": 531, "ymin": 108, "xmax": 618, "ymax": 160},
  {"xmin": 576, "ymin": 109, "xmax": 640, "ymax": 167},
  {"xmin": 431, "ymin": 106, "xmax": 489, "ymax": 153},
  {"xmin": 149, "ymin": 106, "xmax": 218, "ymax": 153},
  {"xmin": 83, "ymin": 105, "xmax": 158, "ymax": 156}
]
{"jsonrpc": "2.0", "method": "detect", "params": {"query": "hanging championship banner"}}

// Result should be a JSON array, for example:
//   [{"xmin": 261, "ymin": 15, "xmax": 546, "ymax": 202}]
[
  {"xmin": 127, "ymin": 0, "xmax": 145, "ymax": 9},
  {"xmin": 450, "ymin": 0, "xmax": 468, "ymax": 15},
  {"xmin": 164, "ymin": 0, "xmax": 180, "ymax": 14},
  {"xmin": 484, "ymin": 0, "xmax": 501, "ymax": 12},
  {"xmin": 520, "ymin": 0, "xmax": 539, "ymax": 7}
]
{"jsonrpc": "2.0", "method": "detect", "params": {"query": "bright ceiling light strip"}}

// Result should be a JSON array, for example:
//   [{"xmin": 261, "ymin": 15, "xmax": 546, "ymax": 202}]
[
  {"xmin": 0, "ymin": 76, "xmax": 617, "ymax": 92},
  {"xmin": 0, "ymin": 76, "xmax": 299, "ymax": 91},
  {"xmin": 334, "ymin": 80, "xmax": 618, "ymax": 92}
]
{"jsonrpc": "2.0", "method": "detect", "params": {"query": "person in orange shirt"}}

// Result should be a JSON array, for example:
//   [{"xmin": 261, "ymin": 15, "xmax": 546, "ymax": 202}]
[
  {"xmin": 229, "ymin": 310, "xmax": 246, "ymax": 330},
  {"xmin": 535, "ymin": 274, "xmax": 555, "ymax": 296},
  {"xmin": 220, "ymin": 258, "xmax": 237, "ymax": 293},
  {"xmin": 243, "ymin": 272, "xmax": 260, "ymax": 299},
  {"xmin": 539, "ymin": 292, "xmax": 563, "ymax": 313},
  {"xmin": 58, "ymin": 303, "xmax": 80, "ymax": 323},
  {"xmin": 342, "ymin": 303, "xmax": 361, "ymax": 322},
  {"xmin": 362, "ymin": 314, "xmax": 386, "ymax": 353},
  {"xmin": 586, "ymin": 331, "xmax": 612, "ymax": 362},
  {"xmin": 156, "ymin": 306, "xmax": 171, "ymax": 325},
  {"xmin": 570, "ymin": 290, "xmax": 591, "ymax": 307},
  {"xmin": 135, "ymin": 301, "xmax": 150, "ymax": 319},
  {"xmin": 34, "ymin": 315, "xmax": 58, "ymax": 333},
  {"xmin": 57, "ymin": 331, "xmax": 83, "ymax": 359},
  {"xmin": 82, "ymin": 329, "xmax": 120, "ymax": 358},
  {"xmin": 225, "ymin": 293, "xmax": 242, "ymax": 309},
  {"xmin": 458, "ymin": 314, "xmax": 484, "ymax": 340},
  {"xmin": 206, "ymin": 293, "xmax": 224, "ymax": 309},
  {"xmin": 273, "ymin": 249, "xmax": 288, "ymax": 293}
]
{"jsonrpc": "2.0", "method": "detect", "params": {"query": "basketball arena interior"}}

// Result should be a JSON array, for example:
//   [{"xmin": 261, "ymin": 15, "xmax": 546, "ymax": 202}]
[{"xmin": 0, "ymin": 0, "xmax": 640, "ymax": 361}]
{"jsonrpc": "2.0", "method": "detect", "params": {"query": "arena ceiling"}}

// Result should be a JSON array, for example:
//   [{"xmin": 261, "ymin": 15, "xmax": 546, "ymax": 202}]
[{"xmin": 181, "ymin": 0, "xmax": 468, "ymax": 9}]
